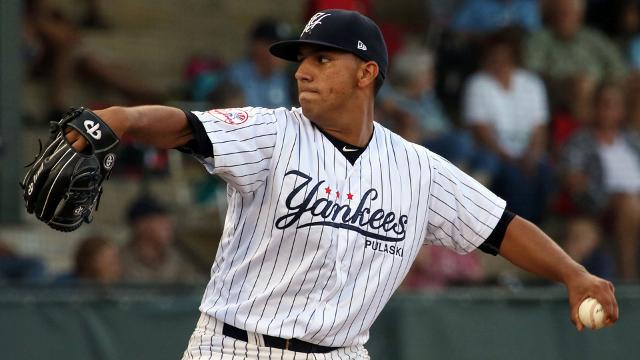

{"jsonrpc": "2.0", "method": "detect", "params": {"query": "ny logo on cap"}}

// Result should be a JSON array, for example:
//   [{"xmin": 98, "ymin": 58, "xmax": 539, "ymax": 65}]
[
  {"xmin": 302, "ymin": 12, "xmax": 331, "ymax": 35},
  {"xmin": 357, "ymin": 41, "xmax": 367, "ymax": 50}
]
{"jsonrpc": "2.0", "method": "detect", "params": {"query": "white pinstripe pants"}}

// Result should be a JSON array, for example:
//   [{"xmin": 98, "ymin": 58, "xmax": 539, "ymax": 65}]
[{"xmin": 181, "ymin": 313, "xmax": 370, "ymax": 360}]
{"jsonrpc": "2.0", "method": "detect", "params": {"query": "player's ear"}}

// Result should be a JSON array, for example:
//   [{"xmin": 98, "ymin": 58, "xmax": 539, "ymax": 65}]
[{"xmin": 357, "ymin": 61, "xmax": 379, "ymax": 89}]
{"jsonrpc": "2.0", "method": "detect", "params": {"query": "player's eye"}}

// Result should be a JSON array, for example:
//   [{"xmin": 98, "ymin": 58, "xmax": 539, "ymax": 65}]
[{"xmin": 318, "ymin": 55, "xmax": 330, "ymax": 64}]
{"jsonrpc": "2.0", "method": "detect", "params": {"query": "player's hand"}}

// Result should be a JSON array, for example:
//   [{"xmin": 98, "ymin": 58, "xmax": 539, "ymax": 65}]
[
  {"xmin": 565, "ymin": 268, "xmax": 618, "ymax": 331},
  {"xmin": 65, "ymin": 128, "xmax": 88, "ymax": 152},
  {"xmin": 64, "ymin": 108, "xmax": 128, "ymax": 152}
]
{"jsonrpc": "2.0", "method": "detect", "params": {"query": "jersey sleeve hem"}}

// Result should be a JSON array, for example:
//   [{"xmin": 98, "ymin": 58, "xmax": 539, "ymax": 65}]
[
  {"xmin": 176, "ymin": 110, "xmax": 214, "ymax": 158},
  {"xmin": 478, "ymin": 209, "xmax": 515, "ymax": 255}
]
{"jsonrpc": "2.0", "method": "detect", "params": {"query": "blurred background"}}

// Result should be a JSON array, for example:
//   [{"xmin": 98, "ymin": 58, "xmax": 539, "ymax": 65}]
[{"xmin": 1, "ymin": 0, "xmax": 639, "ymax": 359}]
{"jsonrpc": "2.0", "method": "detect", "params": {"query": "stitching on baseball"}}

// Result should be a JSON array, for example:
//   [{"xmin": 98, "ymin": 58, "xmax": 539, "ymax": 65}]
[{"xmin": 589, "ymin": 299, "xmax": 597, "ymax": 329}]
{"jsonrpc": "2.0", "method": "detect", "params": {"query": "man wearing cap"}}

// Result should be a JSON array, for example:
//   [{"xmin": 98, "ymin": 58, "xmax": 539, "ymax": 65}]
[
  {"xmin": 226, "ymin": 19, "xmax": 294, "ymax": 108},
  {"xmin": 64, "ymin": 9, "xmax": 617, "ymax": 359},
  {"xmin": 120, "ymin": 196, "xmax": 205, "ymax": 284}
]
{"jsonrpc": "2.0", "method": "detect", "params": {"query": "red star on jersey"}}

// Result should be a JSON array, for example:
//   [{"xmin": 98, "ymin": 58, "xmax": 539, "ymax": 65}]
[
  {"xmin": 347, "ymin": 193, "xmax": 354, "ymax": 200},
  {"xmin": 325, "ymin": 186, "xmax": 332, "ymax": 195},
  {"xmin": 336, "ymin": 191, "xmax": 340, "ymax": 198}
]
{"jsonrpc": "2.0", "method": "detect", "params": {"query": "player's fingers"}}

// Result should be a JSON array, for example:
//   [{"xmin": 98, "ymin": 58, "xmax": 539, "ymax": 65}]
[
  {"xmin": 64, "ymin": 129, "xmax": 88, "ymax": 152},
  {"xmin": 570, "ymin": 307, "xmax": 583, "ymax": 331},
  {"xmin": 607, "ymin": 288, "xmax": 619, "ymax": 324},
  {"xmin": 595, "ymin": 282, "xmax": 618, "ymax": 325},
  {"xmin": 64, "ymin": 128, "xmax": 80, "ymax": 143},
  {"xmin": 72, "ymin": 136, "xmax": 88, "ymax": 152},
  {"xmin": 607, "ymin": 281, "xmax": 619, "ymax": 321}
]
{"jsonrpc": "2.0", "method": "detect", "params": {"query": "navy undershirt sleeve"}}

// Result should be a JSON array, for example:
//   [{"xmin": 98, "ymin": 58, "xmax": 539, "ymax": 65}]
[
  {"xmin": 478, "ymin": 209, "xmax": 516, "ymax": 256},
  {"xmin": 176, "ymin": 110, "xmax": 214, "ymax": 158}
]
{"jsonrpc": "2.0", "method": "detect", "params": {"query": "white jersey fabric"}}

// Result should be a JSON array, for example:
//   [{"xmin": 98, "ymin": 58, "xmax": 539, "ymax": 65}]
[{"xmin": 189, "ymin": 106, "xmax": 506, "ymax": 347}]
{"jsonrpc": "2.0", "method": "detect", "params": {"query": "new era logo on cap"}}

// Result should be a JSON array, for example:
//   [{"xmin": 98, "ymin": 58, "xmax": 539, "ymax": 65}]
[{"xmin": 357, "ymin": 41, "xmax": 367, "ymax": 50}]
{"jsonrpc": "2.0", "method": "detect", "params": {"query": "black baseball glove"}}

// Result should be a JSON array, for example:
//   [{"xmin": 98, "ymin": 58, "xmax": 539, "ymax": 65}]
[{"xmin": 21, "ymin": 107, "xmax": 120, "ymax": 232}]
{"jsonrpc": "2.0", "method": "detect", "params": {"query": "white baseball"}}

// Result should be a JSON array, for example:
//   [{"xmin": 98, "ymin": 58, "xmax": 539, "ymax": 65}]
[{"xmin": 578, "ymin": 297, "xmax": 606, "ymax": 330}]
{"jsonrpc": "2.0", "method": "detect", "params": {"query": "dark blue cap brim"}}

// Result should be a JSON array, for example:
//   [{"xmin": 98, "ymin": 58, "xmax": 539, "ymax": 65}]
[
  {"xmin": 270, "ymin": 39, "xmax": 386, "ymax": 80},
  {"xmin": 270, "ymin": 39, "xmax": 363, "ymax": 61}
]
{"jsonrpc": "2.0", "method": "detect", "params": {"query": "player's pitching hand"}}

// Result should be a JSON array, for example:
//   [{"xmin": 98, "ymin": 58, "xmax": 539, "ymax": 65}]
[{"xmin": 565, "ymin": 268, "xmax": 618, "ymax": 331}]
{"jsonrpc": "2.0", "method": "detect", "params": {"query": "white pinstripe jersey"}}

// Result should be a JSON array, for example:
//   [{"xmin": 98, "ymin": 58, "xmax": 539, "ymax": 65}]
[{"xmin": 188, "ymin": 106, "xmax": 506, "ymax": 347}]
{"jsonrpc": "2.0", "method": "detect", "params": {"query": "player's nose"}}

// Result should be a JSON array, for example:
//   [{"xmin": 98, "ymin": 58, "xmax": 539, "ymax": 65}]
[{"xmin": 294, "ymin": 60, "xmax": 313, "ymax": 82}]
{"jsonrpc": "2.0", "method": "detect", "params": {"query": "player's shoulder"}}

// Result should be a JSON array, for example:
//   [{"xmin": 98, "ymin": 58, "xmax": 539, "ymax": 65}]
[
  {"xmin": 375, "ymin": 124, "xmax": 453, "ymax": 182},
  {"xmin": 193, "ymin": 106, "xmax": 300, "ymax": 124},
  {"xmin": 373, "ymin": 121, "xmax": 432, "ymax": 158}
]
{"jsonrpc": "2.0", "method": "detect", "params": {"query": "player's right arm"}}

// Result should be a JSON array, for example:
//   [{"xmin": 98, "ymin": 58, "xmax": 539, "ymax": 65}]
[
  {"xmin": 499, "ymin": 216, "xmax": 619, "ymax": 331},
  {"xmin": 65, "ymin": 106, "xmax": 193, "ymax": 151}
]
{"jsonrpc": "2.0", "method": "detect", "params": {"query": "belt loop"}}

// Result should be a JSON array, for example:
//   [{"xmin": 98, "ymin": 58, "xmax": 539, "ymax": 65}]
[{"xmin": 285, "ymin": 339, "xmax": 290, "ymax": 350}]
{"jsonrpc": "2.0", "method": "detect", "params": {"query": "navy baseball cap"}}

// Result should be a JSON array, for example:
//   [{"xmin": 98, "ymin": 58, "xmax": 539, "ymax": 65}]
[{"xmin": 269, "ymin": 9, "xmax": 388, "ymax": 79}]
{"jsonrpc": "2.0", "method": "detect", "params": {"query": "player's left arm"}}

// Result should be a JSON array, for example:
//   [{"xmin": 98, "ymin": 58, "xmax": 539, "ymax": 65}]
[{"xmin": 499, "ymin": 215, "xmax": 619, "ymax": 331}]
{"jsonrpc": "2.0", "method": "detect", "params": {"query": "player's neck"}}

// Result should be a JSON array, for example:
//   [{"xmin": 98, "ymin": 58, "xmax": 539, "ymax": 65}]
[{"xmin": 314, "ymin": 101, "xmax": 375, "ymax": 147}]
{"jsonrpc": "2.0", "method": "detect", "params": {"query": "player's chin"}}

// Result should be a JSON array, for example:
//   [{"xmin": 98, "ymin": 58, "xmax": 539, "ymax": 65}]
[
  {"xmin": 300, "ymin": 101, "xmax": 324, "ymax": 121},
  {"xmin": 298, "ymin": 91, "xmax": 320, "ymax": 104},
  {"xmin": 299, "ymin": 96, "xmax": 319, "ymax": 114}
]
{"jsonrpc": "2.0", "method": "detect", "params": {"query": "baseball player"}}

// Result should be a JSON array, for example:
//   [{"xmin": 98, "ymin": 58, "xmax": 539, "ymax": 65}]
[{"xmin": 61, "ymin": 9, "xmax": 617, "ymax": 360}]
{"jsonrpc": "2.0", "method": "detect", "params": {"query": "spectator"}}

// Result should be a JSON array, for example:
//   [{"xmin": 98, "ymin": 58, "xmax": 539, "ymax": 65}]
[
  {"xmin": 226, "ymin": 19, "xmax": 293, "ymax": 109},
  {"xmin": 550, "ymin": 73, "xmax": 597, "ymax": 157},
  {"xmin": 378, "ymin": 46, "xmax": 452, "ymax": 142},
  {"xmin": 584, "ymin": 0, "xmax": 640, "ymax": 70},
  {"xmin": 451, "ymin": 0, "xmax": 542, "ymax": 34},
  {"xmin": 120, "ymin": 195, "xmax": 205, "ymax": 283},
  {"xmin": 426, "ymin": 0, "xmax": 469, "ymax": 27},
  {"xmin": 464, "ymin": 28, "xmax": 552, "ymax": 223},
  {"xmin": 561, "ymin": 217, "xmax": 616, "ymax": 280},
  {"xmin": 560, "ymin": 82, "xmax": 640, "ymax": 280},
  {"xmin": 616, "ymin": 0, "xmax": 640, "ymax": 69},
  {"xmin": 23, "ymin": 0, "xmax": 163, "ymax": 122},
  {"xmin": 401, "ymin": 246, "xmax": 484, "ymax": 290},
  {"xmin": 0, "ymin": 240, "xmax": 45, "ymax": 282},
  {"xmin": 583, "ymin": 0, "xmax": 637, "ymax": 40},
  {"xmin": 378, "ymin": 45, "xmax": 494, "ymax": 182},
  {"xmin": 59, "ymin": 235, "xmax": 122, "ymax": 284},
  {"xmin": 525, "ymin": 0, "xmax": 627, "ymax": 87}
]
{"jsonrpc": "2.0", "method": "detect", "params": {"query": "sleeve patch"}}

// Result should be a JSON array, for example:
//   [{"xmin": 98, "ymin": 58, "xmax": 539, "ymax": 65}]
[{"xmin": 207, "ymin": 108, "xmax": 250, "ymax": 125}]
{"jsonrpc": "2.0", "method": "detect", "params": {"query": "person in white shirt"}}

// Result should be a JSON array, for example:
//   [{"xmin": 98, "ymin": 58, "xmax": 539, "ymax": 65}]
[
  {"xmin": 464, "ymin": 28, "xmax": 552, "ymax": 223},
  {"xmin": 561, "ymin": 83, "xmax": 640, "ymax": 280}
]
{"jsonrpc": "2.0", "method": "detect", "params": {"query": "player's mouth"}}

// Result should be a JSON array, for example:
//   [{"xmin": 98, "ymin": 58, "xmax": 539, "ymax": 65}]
[{"xmin": 298, "ymin": 86, "xmax": 319, "ymax": 95}]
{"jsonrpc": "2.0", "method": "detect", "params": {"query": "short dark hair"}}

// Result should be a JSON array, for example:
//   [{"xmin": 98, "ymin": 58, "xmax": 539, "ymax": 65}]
[
  {"xmin": 481, "ymin": 26, "xmax": 524, "ymax": 65},
  {"xmin": 126, "ymin": 195, "xmax": 168, "ymax": 224}
]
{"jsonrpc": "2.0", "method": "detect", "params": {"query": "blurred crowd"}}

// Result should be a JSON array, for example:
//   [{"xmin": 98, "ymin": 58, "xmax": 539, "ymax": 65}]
[
  {"xmin": 9, "ymin": 0, "xmax": 640, "ymax": 287},
  {"xmin": 1, "ymin": 195, "xmax": 207, "ymax": 285}
]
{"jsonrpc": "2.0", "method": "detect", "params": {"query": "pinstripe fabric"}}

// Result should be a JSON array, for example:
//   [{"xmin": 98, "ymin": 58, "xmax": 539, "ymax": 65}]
[
  {"xmin": 182, "ymin": 313, "xmax": 369, "ymax": 359},
  {"xmin": 186, "ymin": 106, "xmax": 506, "ymax": 351}
]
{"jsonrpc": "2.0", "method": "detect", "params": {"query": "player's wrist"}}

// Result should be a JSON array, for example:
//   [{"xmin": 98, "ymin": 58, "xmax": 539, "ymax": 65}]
[
  {"xmin": 559, "ymin": 263, "xmax": 589, "ymax": 286},
  {"xmin": 94, "ymin": 106, "xmax": 130, "ymax": 139}
]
